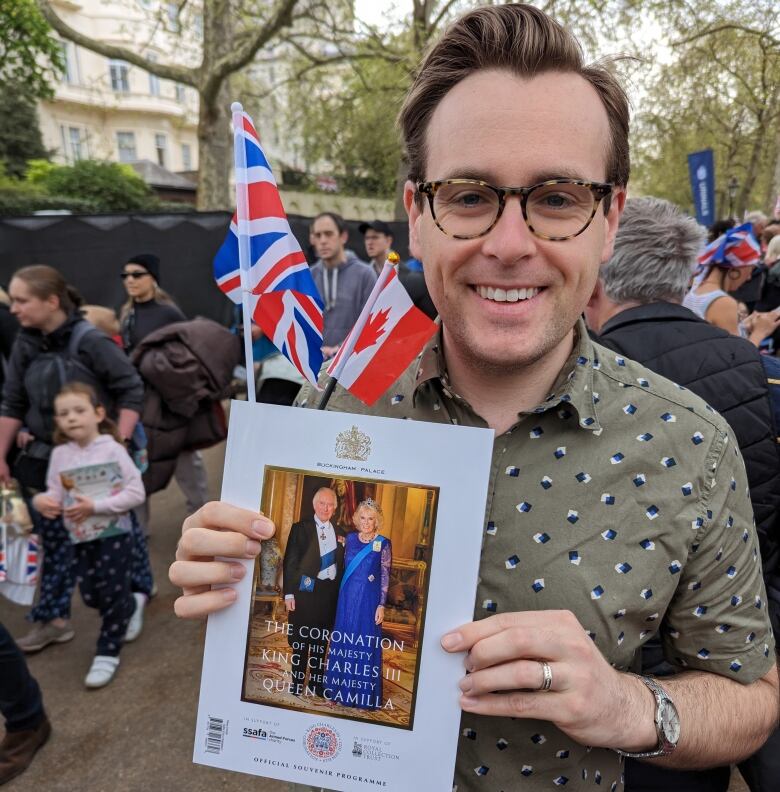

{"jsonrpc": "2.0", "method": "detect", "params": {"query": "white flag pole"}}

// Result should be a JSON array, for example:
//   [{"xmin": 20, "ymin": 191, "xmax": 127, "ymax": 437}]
[
  {"xmin": 231, "ymin": 101, "xmax": 257, "ymax": 404},
  {"xmin": 317, "ymin": 251, "xmax": 399, "ymax": 409}
]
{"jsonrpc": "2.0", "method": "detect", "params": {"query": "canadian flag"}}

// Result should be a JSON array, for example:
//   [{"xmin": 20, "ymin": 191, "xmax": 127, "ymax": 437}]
[{"xmin": 327, "ymin": 260, "xmax": 437, "ymax": 406}]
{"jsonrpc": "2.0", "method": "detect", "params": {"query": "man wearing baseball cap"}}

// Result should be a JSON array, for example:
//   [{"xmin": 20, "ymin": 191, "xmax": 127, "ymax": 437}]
[
  {"xmin": 358, "ymin": 220, "xmax": 395, "ymax": 277},
  {"xmin": 359, "ymin": 220, "xmax": 437, "ymax": 319}
]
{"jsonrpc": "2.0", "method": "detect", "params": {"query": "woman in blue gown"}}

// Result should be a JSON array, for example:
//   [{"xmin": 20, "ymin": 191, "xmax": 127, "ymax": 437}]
[{"xmin": 323, "ymin": 499, "xmax": 392, "ymax": 710}]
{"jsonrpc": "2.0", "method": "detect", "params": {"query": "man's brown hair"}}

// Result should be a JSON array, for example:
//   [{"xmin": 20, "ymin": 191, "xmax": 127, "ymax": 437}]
[{"xmin": 398, "ymin": 4, "xmax": 630, "ymax": 194}]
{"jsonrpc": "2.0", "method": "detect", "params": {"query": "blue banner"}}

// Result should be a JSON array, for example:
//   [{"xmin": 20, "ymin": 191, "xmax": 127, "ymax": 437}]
[{"xmin": 687, "ymin": 149, "xmax": 716, "ymax": 227}]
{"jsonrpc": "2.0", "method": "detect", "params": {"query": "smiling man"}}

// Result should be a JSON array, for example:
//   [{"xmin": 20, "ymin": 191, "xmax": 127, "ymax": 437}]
[{"xmin": 170, "ymin": 5, "xmax": 778, "ymax": 790}]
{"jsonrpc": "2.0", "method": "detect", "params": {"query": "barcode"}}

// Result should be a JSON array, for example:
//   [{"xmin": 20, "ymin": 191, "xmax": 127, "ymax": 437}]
[{"xmin": 205, "ymin": 716, "xmax": 225, "ymax": 754}]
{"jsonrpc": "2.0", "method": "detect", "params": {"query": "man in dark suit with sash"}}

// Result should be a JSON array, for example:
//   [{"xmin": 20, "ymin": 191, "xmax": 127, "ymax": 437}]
[{"xmin": 282, "ymin": 487, "xmax": 344, "ymax": 697}]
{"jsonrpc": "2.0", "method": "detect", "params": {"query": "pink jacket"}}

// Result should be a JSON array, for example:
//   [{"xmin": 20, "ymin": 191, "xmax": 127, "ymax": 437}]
[{"xmin": 42, "ymin": 434, "xmax": 146, "ymax": 516}]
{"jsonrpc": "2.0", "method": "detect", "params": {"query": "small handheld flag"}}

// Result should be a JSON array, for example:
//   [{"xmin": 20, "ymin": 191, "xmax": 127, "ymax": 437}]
[
  {"xmin": 319, "ymin": 252, "xmax": 437, "ymax": 408},
  {"xmin": 214, "ymin": 103, "xmax": 324, "ymax": 394}
]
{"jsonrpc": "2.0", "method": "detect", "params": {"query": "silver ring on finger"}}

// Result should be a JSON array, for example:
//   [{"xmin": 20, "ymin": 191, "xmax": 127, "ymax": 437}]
[{"xmin": 538, "ymin": 660, "xmax": 553, "ymax": 692}]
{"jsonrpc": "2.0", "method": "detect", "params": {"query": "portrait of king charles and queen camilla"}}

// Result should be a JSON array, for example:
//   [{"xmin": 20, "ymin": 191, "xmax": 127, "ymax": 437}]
[{"xmin": 241, "ymin": 469, "xmax": 438, "ymax": 729}]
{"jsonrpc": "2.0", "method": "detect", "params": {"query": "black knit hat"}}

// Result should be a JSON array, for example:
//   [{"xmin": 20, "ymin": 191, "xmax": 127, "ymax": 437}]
[{"xmin": 125, "ymin": 253, "xmax": 160, "ymax": 284}]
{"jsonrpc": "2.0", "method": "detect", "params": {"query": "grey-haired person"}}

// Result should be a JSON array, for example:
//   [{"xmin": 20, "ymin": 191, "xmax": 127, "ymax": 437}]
[{"xmin": 588, "ymin": 195, "xmax": 780, "ymax": 792}]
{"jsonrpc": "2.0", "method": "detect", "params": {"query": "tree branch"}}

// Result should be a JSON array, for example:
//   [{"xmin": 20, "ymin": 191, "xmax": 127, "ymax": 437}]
[
  {"xmin": 671, "ymin": 23, "xmax": 779, "ymax": 50},
  {"xmin": 202, "ymin": 0, "xmax": 300, "ymax": 103},
  {"xmin": 37, "ymin": 0, "xmax": 197, "ymax": 85},
  {"xmin": 430, "ymin": 0, "xmax": 462, "ymax": 37}
]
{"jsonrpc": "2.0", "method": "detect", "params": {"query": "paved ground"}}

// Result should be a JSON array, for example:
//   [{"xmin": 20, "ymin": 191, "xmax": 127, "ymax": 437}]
[
  {"xmin": 0, "ymin": 440, "xmax": 750, "ymax": 792},
  {"xmin": 0, "ymin": 442, "xmax": 285, "ymax": 792}
]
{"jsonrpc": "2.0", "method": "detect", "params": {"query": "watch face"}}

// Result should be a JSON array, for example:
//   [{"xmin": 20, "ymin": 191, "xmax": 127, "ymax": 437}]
[{"xmin": 660, "ymin": 700, "xmax": 681, "ymax": 744}]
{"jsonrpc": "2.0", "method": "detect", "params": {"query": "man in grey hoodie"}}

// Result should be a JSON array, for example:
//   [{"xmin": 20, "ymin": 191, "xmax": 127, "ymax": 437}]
[{"xmin": 309, "ymin": 212, "xmax": 376, "ymax": 357}]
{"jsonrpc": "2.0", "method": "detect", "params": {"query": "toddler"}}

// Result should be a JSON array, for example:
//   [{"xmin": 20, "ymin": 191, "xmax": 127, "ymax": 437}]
[{"xmin": 33, "ymin": 383, "xmax": 145, "ymax": 688}]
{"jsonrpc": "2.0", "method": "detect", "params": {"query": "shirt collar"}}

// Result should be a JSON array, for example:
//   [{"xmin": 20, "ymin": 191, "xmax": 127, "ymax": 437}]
[
  {"xmin": 314, "ymin": 515, "xmax": 333, "ymax": 530},
  {"xmin": 413, "ymin": 317, "xmax": 602, "ymax": 432}
]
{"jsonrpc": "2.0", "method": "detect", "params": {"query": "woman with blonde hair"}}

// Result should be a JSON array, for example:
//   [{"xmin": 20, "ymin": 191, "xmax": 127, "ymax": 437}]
[
  {"xmin": 118, "ymin": 253, "xmax": 208, "ymax": 525},
  {"xmin": 323, "ymin": 498, "xmax": 392, "ymax": 709},
  {"xmin": 118, "ymin": 254, "xmax": 184, "ymax": 354}
]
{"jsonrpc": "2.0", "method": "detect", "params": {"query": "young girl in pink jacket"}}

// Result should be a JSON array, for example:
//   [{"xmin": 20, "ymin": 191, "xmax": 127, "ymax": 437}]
[{"xmin": 33, "ymin": 382, "xmax": 145, "ymax": 688}]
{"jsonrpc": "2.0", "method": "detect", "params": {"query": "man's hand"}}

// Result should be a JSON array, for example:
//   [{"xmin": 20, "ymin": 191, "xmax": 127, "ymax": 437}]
[
  {"xmin": 441, "ymin": 610, "xmax": 657, "ymax": 752},
  {"xmin": 285, "ymin": 596, "xmax": 296, "ymax": 612},
  {"xmin": 33, "ymin": 494, "xmax": 62, "ymax": 520},
  {"xmin": 375, "ymin": 605, "xmax": 385, "ymax": 625},
  {"xmin": 169, "ymin": 501, "xmax": 274, "ymax": 619},
  {"xmin": 64, "ymin": 494, "xmax": 94, "ymax": 524}
]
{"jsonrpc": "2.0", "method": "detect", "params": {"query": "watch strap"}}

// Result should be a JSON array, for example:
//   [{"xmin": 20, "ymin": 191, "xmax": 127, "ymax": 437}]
[{"xmin": 616, "ymin": 674, "xmax": 678, "ymax": 759}]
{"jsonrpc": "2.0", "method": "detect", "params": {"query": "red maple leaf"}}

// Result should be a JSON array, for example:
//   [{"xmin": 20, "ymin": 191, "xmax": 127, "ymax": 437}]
[{"xmin": 353, "ymin": 307, "xmax": 391, "ymax": 354}]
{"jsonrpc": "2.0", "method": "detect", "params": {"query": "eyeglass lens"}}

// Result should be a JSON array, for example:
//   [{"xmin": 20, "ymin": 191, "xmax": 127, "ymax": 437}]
[
  {"xmin": 121, "ymin": 271, "xmax": 148, "ymax": 280},
  {"xmin": 432, "ymin": 181, "xmax": 599, "ymax": 239}
]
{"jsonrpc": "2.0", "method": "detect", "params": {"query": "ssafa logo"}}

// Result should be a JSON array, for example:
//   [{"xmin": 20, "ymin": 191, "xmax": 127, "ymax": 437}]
[{"xmin": 303, "ymin": 723, "xmax": 342, "ymax": 762}]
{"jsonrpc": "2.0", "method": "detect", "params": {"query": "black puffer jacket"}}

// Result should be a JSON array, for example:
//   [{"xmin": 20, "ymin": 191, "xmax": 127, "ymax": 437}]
[
  {"xmin": 598, "ymin": 302, "xmax": 780, "ymax": 639},
  {"xmin": 0, "ymin": 313, "xmax": 143, "ymax": 443}
]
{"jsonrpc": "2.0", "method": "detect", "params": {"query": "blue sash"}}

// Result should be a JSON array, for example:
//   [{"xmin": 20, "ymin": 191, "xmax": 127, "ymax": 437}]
[
  {"xmin": 340, "ymin": 536, "xmax": 385, "ymax": 590},
  {"xmin": 320, "ymin": 548, "xmax": 337, "ymax": 571},
  {"xmin": 298, "ymin": 548, "xmax": 338, "ymax": 592}
]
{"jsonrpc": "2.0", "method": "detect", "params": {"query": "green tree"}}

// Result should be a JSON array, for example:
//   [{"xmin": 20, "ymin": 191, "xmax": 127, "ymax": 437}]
[
  {"xmin": 0, "ymin": 0, "xmax": 63, "ymax": 98},
  {"xmin": 628, "ymin": 0, "xmax": 780, "ymax": 217},
  {"xmin": 37, "ymin": 0, "xmax": 343, "ymax": 211},
  {"xmin": 33, "ymin": 160, "xmax": 158, "ymax": 212},
  {"xmin": 283, "ymin": 41, "xmax": 408, "ymax": 201},
  {"xmin": 0, "ymin": 83, "xmax": 49, "ymax": 178},
  {"xmin": 273, "ymin": 0, "xmax": 636, "ymax": 217}
]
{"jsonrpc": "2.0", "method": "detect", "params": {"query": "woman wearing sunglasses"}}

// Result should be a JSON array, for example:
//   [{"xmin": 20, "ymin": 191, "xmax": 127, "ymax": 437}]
[
  {"xmin": 118, "ymin": 253, "xmax": 209, "ymax": 540},
  {"xmin": 119, "ymin": 254, "xmax": 185, "ymax": 354}
]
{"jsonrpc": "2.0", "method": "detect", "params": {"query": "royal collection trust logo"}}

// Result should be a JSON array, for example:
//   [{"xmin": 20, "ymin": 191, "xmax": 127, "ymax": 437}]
[
  {"xmin": 335, "ymin": 426, "xmax": 371, "ymax": 461},
  {"xmin": 303, "ymin": 723, "xmax": 342, "ymax": 762}
]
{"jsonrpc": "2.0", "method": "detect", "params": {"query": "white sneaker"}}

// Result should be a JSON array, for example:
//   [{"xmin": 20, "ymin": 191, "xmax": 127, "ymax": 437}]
[
  {"xmin": 124, "ymin": 593, "xmax": 147, "ymax": 642},
  {"xmin": 85, "ymin": 655, "xmax": 120, "ymax": 688}
]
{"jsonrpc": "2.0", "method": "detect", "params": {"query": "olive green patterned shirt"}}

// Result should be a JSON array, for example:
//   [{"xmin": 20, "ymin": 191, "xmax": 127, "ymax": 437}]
[{"xmin": 295, "ymin": 318, "xmax": 775, "ymax": 791}]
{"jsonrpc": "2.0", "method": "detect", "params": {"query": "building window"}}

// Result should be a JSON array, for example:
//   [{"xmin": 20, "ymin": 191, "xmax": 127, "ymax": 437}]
[
  {"xmin": 155, "ymin": 134, "xmax": 167, "ymax": 168},
  {"xmin": 59, "ymin": 41, "xmax": 80, "ymax": 85},
  {"xmin": 175, "ymin": 83, "xmax": 186, "ymax": 103},
  {"xmin": 166, "ymin": 2, "xmax": 180, "ymax": 32},
  {"xmin": 59, "ymin": 125, "xmax": 87, "ymax": 163},
  {"xmin": 193, "ymin": 13, "xmax": 203, "ymax": 38},
  {"xmin": 69, "ymin": 127, "xmax": 84, "ymax": 161},
  {"xmin": 117, "ymin": 131, "xmax": 137, "ymax": 162},
  {"xmin": 109, "ymin": 60, "xmax": 130, "ymax": 93},
  {"xmin": 181, "ymin": 143, "xmax": 192, "ymax": 171},
  {"xmin": 148, "ymin": 54, "xmax": 160, "ymax": 96}
]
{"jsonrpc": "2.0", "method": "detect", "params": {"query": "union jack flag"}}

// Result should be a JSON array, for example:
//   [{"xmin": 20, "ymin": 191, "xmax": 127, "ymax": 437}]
[
  {"xmin": 213, "ymin": 106, "xmax": 324, "ymax": 385},
  {"xmin": 697, "ymin": 223, "xmax": 761, "ymax": 270}
]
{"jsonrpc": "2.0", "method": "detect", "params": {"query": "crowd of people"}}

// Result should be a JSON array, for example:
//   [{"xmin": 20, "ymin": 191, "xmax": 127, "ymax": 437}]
[{"xmin": 3, "ymin": 3, "xmax": 780, "ymax": 790}]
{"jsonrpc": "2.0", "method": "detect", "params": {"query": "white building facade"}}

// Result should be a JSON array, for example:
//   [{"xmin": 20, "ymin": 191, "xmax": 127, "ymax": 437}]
[
  {"xmin": 39, "ymin": 0, "xmax": 200, "ymax": 174},
  {"xmin": 37, "ymin": 0, "xmax": 393, "ymax": 218}
]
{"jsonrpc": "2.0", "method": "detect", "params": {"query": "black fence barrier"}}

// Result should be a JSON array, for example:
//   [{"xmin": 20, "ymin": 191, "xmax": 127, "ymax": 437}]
[{"xmin": 0, "ymin": 212, "xmax": 411, "ymax": 325}]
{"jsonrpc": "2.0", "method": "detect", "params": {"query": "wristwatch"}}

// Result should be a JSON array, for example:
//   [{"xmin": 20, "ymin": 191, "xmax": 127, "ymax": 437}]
[{"xmin": 616, "ymin": 674, "xmax": 680, "ymax": 758}]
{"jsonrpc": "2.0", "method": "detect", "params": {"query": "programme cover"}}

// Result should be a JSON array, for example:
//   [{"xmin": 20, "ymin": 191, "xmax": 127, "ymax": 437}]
[
  {"xmin": 60, "ymin": 462, "xmax": 128, "ymax": 544},
  {"xmin": 194, "ymin": 400, "xmax": 493, "ymax": 791}
]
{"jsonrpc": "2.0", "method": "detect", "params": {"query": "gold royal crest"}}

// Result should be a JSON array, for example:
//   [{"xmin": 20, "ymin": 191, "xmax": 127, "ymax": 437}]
[{"xmin": 335, "ymin": 426, "xmax": 371, "ymax": 461}]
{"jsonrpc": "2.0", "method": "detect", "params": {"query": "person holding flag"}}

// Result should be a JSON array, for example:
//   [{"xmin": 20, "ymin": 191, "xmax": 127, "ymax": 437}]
[
  {"xmin": 683, "ymin": 223, "xmax": 780, "ymax": 345},
  {"xmin": 174, "ymin": 6, "xmax": 778, "ymax": 790}
]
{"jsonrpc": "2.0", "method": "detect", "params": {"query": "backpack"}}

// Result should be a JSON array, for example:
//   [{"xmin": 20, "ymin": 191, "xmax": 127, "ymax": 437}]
[{"xmin": 22, "ymin": 320, "xmax": 113, "ymax": 446}]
